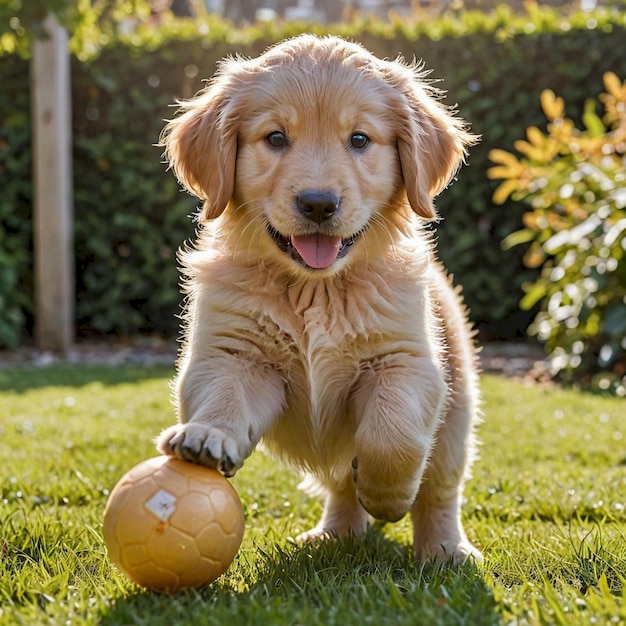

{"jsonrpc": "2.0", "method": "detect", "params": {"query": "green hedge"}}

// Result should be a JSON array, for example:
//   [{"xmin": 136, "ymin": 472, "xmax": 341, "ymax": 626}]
[
  {"xmin": 2, "ymin": 7, "xmax": 626, "ymax": 346},
  {"xmin": 0, "ymin": 53, "xmax": 33, "ymax": 348}
]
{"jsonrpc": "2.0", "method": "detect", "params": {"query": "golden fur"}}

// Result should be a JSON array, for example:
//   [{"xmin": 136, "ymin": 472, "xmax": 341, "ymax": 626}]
[{"xmin": 157, "ymin": 34, "xmax": 483, "ymax": 564}]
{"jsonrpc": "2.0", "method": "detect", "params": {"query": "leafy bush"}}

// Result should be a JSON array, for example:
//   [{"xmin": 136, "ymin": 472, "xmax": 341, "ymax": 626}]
[
  {"xmin": 2, "ymin": 5, "xmax": 626, "ymax": 346},
  {"xmin": 489, "ymin": 72, "xmax": 626, "ymax": 394},
  {"xmin": 0, "ymin": 54, "xmax": 33, "ymax": 348}
]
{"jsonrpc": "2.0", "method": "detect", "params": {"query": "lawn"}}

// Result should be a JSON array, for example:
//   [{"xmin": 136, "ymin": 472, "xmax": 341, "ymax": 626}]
[{"xmin": 0, "ymin": 365, "xmax": 624, "ymax": 625}]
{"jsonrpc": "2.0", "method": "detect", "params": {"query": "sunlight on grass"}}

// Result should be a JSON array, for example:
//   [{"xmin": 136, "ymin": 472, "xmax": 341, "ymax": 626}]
[{"xmin": 1, "ymin": 366, "xmax": 624, "ymax": 625}]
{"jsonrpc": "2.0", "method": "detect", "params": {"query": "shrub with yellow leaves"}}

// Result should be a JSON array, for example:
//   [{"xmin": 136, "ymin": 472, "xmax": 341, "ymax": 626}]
[{"xmin": 488, "ymin": 72, "xmax": 626, "ymax": 394}]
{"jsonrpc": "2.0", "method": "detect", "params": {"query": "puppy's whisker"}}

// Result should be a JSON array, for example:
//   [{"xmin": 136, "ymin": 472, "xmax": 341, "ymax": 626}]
[
  {"xmin": 369, "ymin": 212, "xmax": 399, "ymax": 256},
  {"xmin": 246, "ymin": 217, "xmax": 271, "ymax": 265},
  {"xmin": 219, "ymin": 200, "xmax": 266, "ymax": 252},
  {"xmin": 236, "ymin": 217, "xmax": 267, "ymax": 262},
  {"xmin": 224, "ymin": 198, "xmax": 260, "ymax": 225}
]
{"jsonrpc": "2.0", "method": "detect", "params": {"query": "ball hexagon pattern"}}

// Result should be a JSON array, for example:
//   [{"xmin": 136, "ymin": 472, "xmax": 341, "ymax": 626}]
[{"xmin": 103, "ymin": 456, "xmax": 244, "ymax": 592}]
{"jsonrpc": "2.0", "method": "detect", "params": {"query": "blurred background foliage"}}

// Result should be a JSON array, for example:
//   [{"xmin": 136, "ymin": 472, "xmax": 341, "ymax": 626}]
[
  {"xmin": 489, "ymin": 72, "xmax": 626, "ymax": 394},
  {"xmin": 1, "ymin": 0, "xmax": 626, "ymax": 392}
]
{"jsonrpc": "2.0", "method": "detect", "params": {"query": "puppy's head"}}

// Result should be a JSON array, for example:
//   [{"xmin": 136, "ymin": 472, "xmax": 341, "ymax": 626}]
[{"xmin": 162, "ymin": 35, "xmax": 477, "ymax": 274}]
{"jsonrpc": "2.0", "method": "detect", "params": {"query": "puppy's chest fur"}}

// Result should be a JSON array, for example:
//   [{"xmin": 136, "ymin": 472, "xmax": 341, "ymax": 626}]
[{"xmin": 231, "ymin": 273, "xmax": 435, "ymax": 472}]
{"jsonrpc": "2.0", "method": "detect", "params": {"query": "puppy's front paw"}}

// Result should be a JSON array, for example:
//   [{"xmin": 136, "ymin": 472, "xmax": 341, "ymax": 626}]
[{"xmin": 156, "ymin": 423, "xmax": 249, "ymax": 477}]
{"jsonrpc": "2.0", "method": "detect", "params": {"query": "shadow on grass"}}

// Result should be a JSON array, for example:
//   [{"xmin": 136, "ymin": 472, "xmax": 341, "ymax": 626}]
[
  {"xmin": 98, "ymin": 532, "xmax": 501, "ymax": 626},
  {"xmin": 0, "ymin": 364, "xmax": 173, "ymax": 392}
]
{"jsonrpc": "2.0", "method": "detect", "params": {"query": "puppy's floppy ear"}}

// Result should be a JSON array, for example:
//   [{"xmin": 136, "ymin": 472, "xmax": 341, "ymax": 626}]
[
  {"xmin": 160, "ymin": 67, "xmax": 239, "ymax": 221},
  {"xmin": 392, "ymin": 63, "xmax": 478, "ymax": 219}
]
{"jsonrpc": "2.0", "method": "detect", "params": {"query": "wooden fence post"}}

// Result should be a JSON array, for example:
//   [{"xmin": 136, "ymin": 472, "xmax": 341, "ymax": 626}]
[{"xmin": 31, "ymin": 13, "xmax": 74, "ymax": 353}]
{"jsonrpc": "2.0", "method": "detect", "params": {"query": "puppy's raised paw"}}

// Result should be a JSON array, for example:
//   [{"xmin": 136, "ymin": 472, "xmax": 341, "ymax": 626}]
[
  {"xmin": 352, "ymin": 457, "xmax": 416, "ymax": 523},
  {"xmin": 156, "ymin": 423, "xmax": 247, "ymax": 477},
  {"xmin": 356, "ymin": 487, "xmax": 414, "ymax": 524}
]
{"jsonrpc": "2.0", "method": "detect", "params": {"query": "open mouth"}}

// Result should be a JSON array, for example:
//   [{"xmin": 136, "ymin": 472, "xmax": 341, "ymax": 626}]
[{"xmin": 267, "ymin": 226, "xmax": 360, "ymax": 270}]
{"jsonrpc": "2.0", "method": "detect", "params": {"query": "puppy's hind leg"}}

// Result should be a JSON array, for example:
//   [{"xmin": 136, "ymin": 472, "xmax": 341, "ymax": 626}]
[
  {"xmin": 410, "ymin": 393, "xmax": 483, "ymax": 566},
  {"xmin": 296, "ymin": 473, "xmax": 370, "ymax": 542}
]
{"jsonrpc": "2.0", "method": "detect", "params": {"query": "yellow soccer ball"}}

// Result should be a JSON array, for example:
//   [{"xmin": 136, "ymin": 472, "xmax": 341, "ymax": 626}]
[{"xmin": 103, "ymin": 456, "xmax": 244, "ymax": 592}]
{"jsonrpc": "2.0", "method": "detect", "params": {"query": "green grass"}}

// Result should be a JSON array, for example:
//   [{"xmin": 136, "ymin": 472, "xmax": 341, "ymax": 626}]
[{"xmin": 1, "ymin": 366, "xmax": 624, "ymax": 625}]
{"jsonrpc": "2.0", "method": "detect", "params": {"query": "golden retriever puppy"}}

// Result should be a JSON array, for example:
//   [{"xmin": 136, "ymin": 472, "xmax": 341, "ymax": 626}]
[{"xmin": 157, "ymin": 34, "xmax": 482, "ymax": 564}]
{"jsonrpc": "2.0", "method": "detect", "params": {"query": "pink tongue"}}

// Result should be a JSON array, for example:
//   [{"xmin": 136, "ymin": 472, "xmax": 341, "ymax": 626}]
[{"xmin": 290, "ymin": 234, "xmax": 342, "ymax": 269}]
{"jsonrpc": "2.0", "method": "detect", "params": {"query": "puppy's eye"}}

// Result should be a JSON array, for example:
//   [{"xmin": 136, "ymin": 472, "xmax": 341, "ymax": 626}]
[
  {"xmin": 266, "ymin": 131, "xmax": 287, "ymax": 148},
  {"xmin": 350, "ymin": 133, "xmax": 370, "ymax": 150}
]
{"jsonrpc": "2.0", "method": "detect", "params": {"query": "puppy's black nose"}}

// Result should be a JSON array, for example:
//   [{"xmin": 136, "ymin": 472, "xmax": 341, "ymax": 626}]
[{"xmin": 296, "ymin": 191, "xmax": 340, "ymax": 224}]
